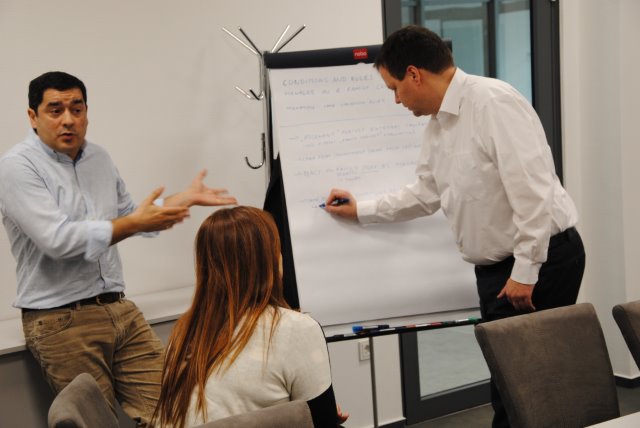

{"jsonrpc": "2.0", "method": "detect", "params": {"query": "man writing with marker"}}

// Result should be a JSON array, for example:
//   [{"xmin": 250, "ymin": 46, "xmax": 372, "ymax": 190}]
[
  {"xmin": 324, "ymin": 26, "xmax": 585, "ymax": 428},
  {"xmin": 0, "ymin": 71, "xmax": 237, "ymax": 426}
]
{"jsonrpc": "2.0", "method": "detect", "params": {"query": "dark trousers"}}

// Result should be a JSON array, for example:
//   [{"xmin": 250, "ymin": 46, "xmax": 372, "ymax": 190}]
[{"xmin": 474, "ymin": 227, "xmax": 585, "ymax": 428}]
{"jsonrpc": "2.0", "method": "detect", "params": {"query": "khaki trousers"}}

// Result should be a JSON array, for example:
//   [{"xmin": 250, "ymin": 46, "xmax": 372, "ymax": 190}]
[{"xmin": 22, "ymin": 298, "xmax": 164, "ymax": 426}]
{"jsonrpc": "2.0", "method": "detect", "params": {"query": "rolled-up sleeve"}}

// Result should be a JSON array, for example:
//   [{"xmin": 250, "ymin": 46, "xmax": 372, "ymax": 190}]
[{"xmin": 85, "ymin": 220, "xmax": 113, "ymax": 261}]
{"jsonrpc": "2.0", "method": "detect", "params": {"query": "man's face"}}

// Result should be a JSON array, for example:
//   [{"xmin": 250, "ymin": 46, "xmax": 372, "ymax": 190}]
[
  {"xmin": 378, "ymin": 66, "xmax": 436, "ymax": 117},
  {"xmin": 28, "ymin": 88, "xmax": 88, "ymax": 160}
]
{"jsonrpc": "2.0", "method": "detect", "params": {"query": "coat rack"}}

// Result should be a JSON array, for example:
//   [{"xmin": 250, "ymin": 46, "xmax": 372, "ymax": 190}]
[{"xmin": 222, "ymin": 25, "xmax": 306, "ymax": 169}]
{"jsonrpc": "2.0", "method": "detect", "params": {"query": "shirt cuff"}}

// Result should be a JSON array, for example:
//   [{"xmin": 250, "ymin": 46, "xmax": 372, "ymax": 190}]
[
  {"xmin": 357, "ymin": 200, "xmax": 379, "ymax": 224},
  {"xmin": 85, "ymin": 220, "xmax": 113, "ymax": 262},
  {"xmin": 510, "ymin": 259, "xmax": 542, "ymax": 285}
]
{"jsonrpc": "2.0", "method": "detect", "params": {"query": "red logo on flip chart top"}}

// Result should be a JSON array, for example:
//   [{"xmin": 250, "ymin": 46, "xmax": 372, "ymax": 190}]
[{"xmin": 353, "ymin": 48, "xmax": 368, "ymax": 60}]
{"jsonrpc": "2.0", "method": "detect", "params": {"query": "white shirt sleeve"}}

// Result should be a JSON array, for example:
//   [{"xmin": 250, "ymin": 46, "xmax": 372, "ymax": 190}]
[
  {"xmin": 481, "ymin": 94, "xmax": 555, "ymax": 284},
  {"xmin": 357, "ymin": 175, "xmax": 441, "ymax": 225}
]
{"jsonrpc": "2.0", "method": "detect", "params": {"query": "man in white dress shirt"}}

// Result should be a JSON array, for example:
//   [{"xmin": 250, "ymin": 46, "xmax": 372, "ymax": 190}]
[{"xmin": 324, "ymin": 26, "xmax": 585, "ymax": 428}]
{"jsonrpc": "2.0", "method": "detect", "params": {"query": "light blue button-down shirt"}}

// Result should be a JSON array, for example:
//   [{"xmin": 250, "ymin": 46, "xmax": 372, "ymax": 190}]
[{"xmin": 0, "ymin": 130, "xmax": 135, "ymax": 309}]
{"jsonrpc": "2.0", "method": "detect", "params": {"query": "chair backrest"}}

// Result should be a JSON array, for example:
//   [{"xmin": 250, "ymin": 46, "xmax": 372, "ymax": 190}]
[
  {"xmin": 612, "ymin": 300, "xmax": 640, "ymax": 370},
  {"xmin": 474, "ymin": 303, "xmax": 619, "ymax": 428},
  {"xmin": 194, "ymin": 400, "xmax": 314, "ymax": 428},
  {"xmin": 47, "ymin": 373, "xmax": 118, "ymax": 428}
]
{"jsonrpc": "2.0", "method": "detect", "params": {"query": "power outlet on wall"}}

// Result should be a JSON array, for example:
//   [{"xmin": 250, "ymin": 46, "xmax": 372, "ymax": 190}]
[{"xmin": 358, "ymin": 340, "xmax": 370, "ymax": 361}]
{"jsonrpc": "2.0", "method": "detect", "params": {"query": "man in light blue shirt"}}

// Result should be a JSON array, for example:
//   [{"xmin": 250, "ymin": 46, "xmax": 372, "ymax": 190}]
[{"xmin": 0, "ymin": 71, "xmax": 237, "ymax": 426}]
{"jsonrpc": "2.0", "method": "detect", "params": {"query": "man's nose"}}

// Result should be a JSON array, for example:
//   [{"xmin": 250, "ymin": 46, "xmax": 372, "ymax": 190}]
[{"xmin": 61, "ymin": 109, "xmax": 74, "ymax": 126}]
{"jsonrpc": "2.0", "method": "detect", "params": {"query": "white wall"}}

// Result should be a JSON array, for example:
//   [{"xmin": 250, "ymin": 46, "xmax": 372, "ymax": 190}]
[{"xmin": 560, "ymin": 0, "xmax": 640, "ymax": 380}]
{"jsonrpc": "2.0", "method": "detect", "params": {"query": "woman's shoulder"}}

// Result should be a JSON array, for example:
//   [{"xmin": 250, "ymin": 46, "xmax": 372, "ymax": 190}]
[
  {"xmin": 270, "ymin": 307, "xmax": 326, "ymax": 343},
  {"xmin": 276, "ymin": 307, "xmax": 322, "ymax": 328}
]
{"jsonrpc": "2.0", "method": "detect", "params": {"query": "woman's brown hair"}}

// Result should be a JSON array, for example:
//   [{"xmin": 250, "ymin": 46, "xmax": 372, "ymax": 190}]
[{"xmin": 152, "ymin": 206, "xmax": 290, "ymax": 428}]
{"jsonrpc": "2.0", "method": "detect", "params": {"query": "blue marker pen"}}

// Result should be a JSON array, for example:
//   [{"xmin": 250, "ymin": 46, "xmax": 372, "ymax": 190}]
[
  {"xmin": 319, "ymin": 198, "xmax": 350, "ymax": 208},
  {"xmin": 352, "ymin": 324, "xmax": 390, "ymax": 333}
]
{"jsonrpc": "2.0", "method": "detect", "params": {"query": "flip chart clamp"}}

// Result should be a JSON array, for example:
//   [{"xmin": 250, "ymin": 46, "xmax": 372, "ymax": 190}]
[{"xmin": 221, "ymin": 25, "xmax": 306, "ymax": 169}]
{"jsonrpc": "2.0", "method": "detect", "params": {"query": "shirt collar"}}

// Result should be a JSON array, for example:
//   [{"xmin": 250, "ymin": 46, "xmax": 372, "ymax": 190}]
[
  {"xmin": 436, "ymin": 67, "xmax": 466, "ymax": 119},
  {"xmin": 26, "ymin": 128, "xmax": 87, "ymax": 163}
]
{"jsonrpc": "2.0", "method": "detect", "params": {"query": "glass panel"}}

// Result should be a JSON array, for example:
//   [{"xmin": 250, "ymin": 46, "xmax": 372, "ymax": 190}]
[
  {"xmin": 422, "ymin": 2, "xmax": 490, "ymax": 77},
  {"xmin": 418, "ymin": 324, "xmax": 490, "ymax": 397},
  {"xmin": 401, "ymin": 0, "xmax": 419, "ymax": 24},
  {"xmin": 496, "ymin": 0, "xmax": 532, "ymax": 102}
]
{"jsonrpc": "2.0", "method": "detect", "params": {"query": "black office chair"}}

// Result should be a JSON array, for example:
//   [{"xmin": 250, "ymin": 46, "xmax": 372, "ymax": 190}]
[
  {"xmin": 48, "ymin": 372, "xmax": 118, "ymax": 428},
  {"xmin": 475, "ymin": 303, "xmax": 620, "ymax": 428},
  {"xmin": 612, "ymin": 300, "xmax": 640, "ymax": 370}
]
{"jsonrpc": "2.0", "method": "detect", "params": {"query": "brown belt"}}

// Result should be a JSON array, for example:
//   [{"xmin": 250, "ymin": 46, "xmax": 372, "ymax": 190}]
[{"xmin": 21, "ymin": 292, "xmax": 125, "ymax": 314}]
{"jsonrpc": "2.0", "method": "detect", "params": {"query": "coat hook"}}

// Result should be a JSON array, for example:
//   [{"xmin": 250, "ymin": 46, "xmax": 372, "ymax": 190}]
[
  {"xmin": 221, "ymin": 27, "xmax": 259, "ymax": 56},
  {"xmin": 275, "ymin": 25, "xmax": 306, "ymax": 53},
  {"xmin": 245, "ymin": 133, "xmax": 266, "ymax": 169},
  {"xmin": 238, "ymin": 27, "xmax": 262, "ymax": 57},
  {"xmin": 234, "ymin": 86, "xmax": 253, "ymax": 99},
  {"xmin": 249, "ymin": 89, "xmax": 264, "ymax": 100},
  {"xmin": 271, "ymin": 25, "xmax": 291, "ymax": 53}
]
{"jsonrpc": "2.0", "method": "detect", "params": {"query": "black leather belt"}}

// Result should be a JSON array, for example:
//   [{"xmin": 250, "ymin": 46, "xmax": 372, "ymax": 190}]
[
  {"xmin": 476, "ymin": 227, "xmax": 579, "ymax": 273},
  {"xmin": 550, "ymin": 226, "xmax": 578, "ymax": 244},
  {"xmin": 21, "ymin": 292, "xmax": 124, "ymax": 314}
]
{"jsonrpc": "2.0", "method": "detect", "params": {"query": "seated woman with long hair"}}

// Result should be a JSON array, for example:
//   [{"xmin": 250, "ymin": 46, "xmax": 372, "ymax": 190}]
[{"xmin": 152, "ymin": 206, "xmax": 343, "ymax": 427}]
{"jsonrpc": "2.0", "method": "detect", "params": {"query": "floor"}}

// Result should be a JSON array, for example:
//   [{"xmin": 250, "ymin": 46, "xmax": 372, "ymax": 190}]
[{"xmin": 410, "ymin": 386, "xmax": 640, "ymax": 428}]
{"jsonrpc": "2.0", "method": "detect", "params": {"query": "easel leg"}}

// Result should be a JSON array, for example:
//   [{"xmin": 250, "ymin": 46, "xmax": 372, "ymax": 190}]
[{"xmin": 369, "ymin": 336, "xmax": 379, "ymax": 428}]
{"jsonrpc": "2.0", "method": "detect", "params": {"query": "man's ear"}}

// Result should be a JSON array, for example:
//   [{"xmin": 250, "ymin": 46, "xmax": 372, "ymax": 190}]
[
  {"xmin": 28, "ymin": 108, "xmax": 37, "ymax": 129},
  {"xmin": 406, "ymin": 65, "xmax": 421, "ymax": 84}
]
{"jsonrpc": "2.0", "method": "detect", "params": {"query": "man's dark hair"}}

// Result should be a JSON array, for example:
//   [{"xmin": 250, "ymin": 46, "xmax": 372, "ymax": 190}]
[
  {"xmin": 28, "ymin": 71, "xmax": 87, "ymax": 113},
  {"xmin": 374, "ymin": 25, "xmax": 454, "ymax": 80}
]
